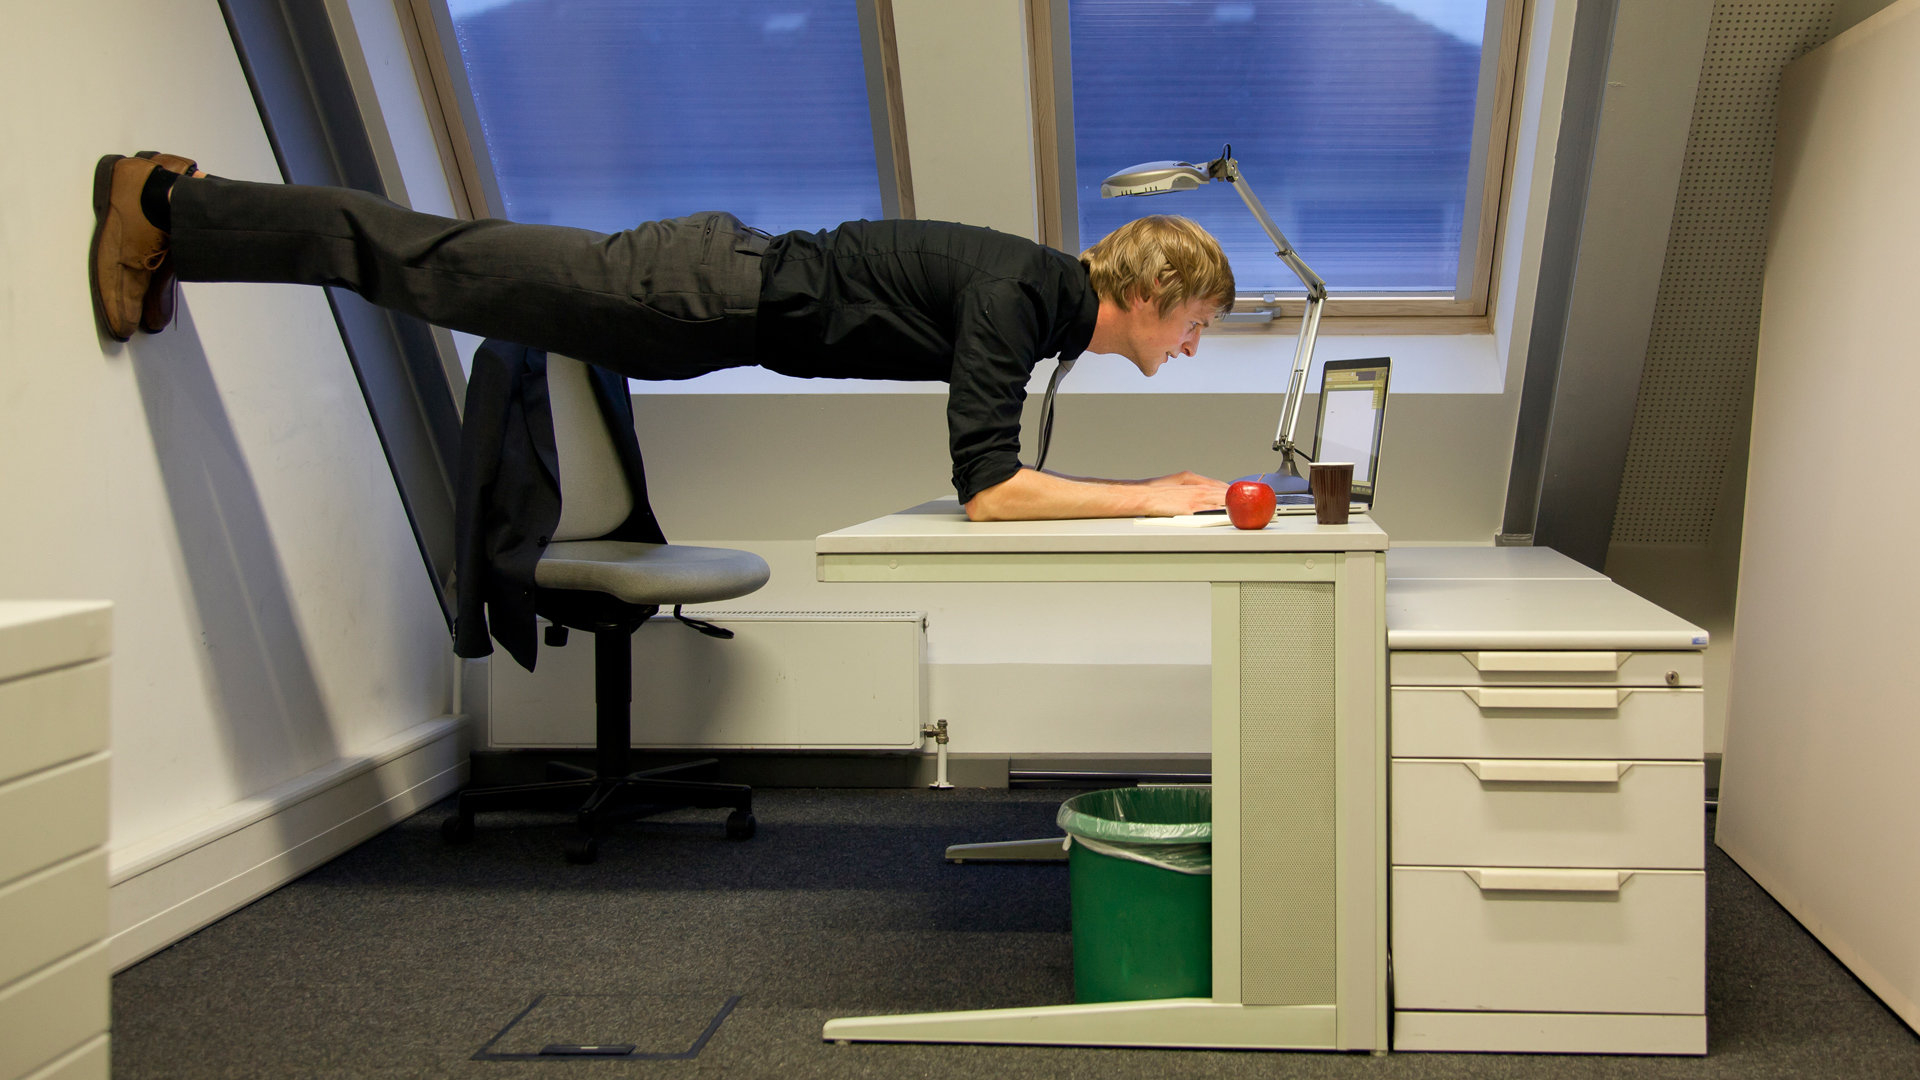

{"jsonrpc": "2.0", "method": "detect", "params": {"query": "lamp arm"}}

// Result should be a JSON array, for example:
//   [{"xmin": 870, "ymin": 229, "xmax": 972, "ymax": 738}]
[
  {"xmin": 1208, "ymin": 157, "xmax": 1327, "ymax": 464},
  {"xmin": 1277, "ymin": 294, "xmax": 1325, "ymax": 457},
  {"xmin": 1210, "ymin": 158, "xmax": 1328, "ymax": 300}
]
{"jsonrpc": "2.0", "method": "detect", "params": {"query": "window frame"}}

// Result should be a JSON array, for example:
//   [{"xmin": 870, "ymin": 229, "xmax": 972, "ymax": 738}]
[
  {"xmin": 1029, "ymin": 0, "xmax": 1528, "ymax": 333},
  {"xmin": 393, "ymin": 0, "xmax": 916, "ymax": 224}
]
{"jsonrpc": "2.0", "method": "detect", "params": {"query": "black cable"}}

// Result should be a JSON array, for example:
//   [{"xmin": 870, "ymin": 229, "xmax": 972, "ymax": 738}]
[
  {"xmin": 1029, "ymin": 355, "xmax": 1075, "ymax": 468},
  {"xmin": 673, "ymin": 606, "xmax": 733, "ymax": 639}
]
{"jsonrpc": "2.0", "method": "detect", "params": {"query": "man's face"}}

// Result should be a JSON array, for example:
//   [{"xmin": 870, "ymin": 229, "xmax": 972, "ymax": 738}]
[{"xmin": 1125, "ymin": 295, "xmax": 1216, "ymax": 377}]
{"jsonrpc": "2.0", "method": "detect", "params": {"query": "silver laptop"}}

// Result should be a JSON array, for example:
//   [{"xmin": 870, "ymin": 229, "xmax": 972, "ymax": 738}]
[{"xmin": 1241, "ymin": 356, "xmax": 1391, "ymax": 516}]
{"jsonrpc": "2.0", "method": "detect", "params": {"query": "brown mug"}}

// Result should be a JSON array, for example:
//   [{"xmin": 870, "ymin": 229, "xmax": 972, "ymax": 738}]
[{"xmin": 1309, "ymin": 462, "xmax": 1355, "ymax": 525}]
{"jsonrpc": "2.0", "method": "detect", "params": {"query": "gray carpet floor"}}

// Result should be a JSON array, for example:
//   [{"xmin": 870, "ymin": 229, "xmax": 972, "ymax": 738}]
[{"xmin": 111, "ymin": 789, "xmax": 1920, "ymax": 1079}]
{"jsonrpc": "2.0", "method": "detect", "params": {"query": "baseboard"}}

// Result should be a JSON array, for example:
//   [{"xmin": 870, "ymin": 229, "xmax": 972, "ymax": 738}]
[
  {"xmin": 481, "ymin": 660, "xmax": 1214, "ymax": 758},
  {"xmin": 106, "ymin": 716, "xmax": 469, "ymax": 971},
  {"xmin": 467, "ymin": 749, "xmax": 1213, "ymax": 790},
  {"xmin": 1393, "ymin": 1011, "xmax": 1706, "ymax": 1054}
]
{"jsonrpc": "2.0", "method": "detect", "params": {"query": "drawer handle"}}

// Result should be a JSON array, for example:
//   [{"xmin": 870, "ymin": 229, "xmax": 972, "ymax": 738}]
[
  {"xmin": 1464, "ymin": 688, "xmax": 1627, "ymax": 710},
  {"xmin": 1467, "ymin": 868, "xmax": 1632, "ymax": 893},
  {"xmin": 1467, "ymin": 651, "xmax": 1625, "ymax": 673},
  {"xmin": 1464, "ymin": 760, "xmax": 1628, "ymax": 783}
]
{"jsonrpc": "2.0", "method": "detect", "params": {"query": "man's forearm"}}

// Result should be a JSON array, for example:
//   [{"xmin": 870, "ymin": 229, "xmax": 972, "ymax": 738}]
[
  {"xmin": 1036, "ymin": 468, "xmax": 1133, "ymax": 486},
  {"xmin": 964, "ymin": 467, "xmax": 1222, "ymax": 521},
  {"xmin": 1039, "ymin": 468, "xmax": 1217, "ymax": 488}
]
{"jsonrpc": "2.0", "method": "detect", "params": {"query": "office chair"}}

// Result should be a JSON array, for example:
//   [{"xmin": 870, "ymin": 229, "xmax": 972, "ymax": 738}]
[{"xmin": 443, "ymin": 347, "xmax": 770, "ymax": 864}]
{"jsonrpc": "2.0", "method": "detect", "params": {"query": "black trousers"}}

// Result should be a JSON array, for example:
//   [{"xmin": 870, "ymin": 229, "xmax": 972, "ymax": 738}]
[{"xmin": 170, "ymin": 176, "xmax": 768, "ymax": 380}]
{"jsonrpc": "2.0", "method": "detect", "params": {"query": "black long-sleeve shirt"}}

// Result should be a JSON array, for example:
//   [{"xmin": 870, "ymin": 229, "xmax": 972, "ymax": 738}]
[{"xmin": 754, "ymin": 219, "xmax": 1100, "ymax": 503}]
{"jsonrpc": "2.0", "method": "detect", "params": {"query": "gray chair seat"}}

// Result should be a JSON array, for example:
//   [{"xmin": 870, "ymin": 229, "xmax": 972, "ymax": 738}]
[{"xmin": 535, "ymin": 541, "xmax": 770, "ymax": 606}]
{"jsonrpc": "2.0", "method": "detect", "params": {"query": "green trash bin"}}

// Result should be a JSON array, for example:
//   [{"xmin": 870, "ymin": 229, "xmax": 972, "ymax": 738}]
[{"xmin": 1056, "ymin": 786, "xmax": 1211, "ymax": 1004}]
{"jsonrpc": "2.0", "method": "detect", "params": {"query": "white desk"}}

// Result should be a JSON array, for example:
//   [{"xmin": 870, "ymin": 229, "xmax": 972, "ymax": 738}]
[
  {"xmin": 1386, "ymin": 544, "xmax": 1607, "ymax": 581},
  {"xmin": 815, "ymin": 500, "xmax": 1388, "ymax": 1051}
]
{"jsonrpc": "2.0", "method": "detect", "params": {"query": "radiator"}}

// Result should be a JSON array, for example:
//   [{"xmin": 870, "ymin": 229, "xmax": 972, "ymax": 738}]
[{"xmin": 486, "ymin": 610, "xmax": 927, "ymax": 750}]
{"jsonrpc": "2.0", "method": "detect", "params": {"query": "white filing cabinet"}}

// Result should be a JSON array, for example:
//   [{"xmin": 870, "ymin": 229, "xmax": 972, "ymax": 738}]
[
  {"xmin": 0, "ymin": 602, "xmax": 112, "ymax": 1080},
  {"xmin": 1385, "ymin": 564, "xmax": 1709, "ymax": 1055}
]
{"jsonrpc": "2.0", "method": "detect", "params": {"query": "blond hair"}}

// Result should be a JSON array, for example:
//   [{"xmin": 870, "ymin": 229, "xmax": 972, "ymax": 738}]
[{"xmin": 1081, "ymin": 215, "xmax": 1235, "ymax": 317}]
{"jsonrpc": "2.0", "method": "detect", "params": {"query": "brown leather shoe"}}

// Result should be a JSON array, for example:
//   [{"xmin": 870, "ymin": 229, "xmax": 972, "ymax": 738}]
[
  {"xmin": 88, "ymin": 154, "xmax": 170, "ymax": 342},
  {"xmin": 134, "ymin": 152, "xmax": 197, "ymax": 334}
]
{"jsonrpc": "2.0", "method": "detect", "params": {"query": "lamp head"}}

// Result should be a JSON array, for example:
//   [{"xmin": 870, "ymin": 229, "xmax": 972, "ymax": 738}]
[{"xmin": 1100, "ymin": 160, "xmax": 1211, "ymax": 198}]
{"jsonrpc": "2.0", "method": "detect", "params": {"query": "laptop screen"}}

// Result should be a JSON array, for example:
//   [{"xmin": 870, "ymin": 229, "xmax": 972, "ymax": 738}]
[{"xmin": 1312, "ymin": 358, "xmax": 1390, "ymax": 500}]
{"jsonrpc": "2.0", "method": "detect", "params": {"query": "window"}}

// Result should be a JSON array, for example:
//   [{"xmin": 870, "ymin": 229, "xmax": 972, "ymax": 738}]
[
  {"xmin": 1056, "ymin": 0, "xmax": 1520, "ymax": 318},
  {"xmin": 435, "ymin": 0, "xmax": 896, "ymax": 235}
]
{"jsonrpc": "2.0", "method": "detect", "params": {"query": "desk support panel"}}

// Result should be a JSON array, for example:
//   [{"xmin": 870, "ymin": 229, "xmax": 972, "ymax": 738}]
[{"xmin": 1214, "ymin": 582, "xmax": 1338, "ymax": 1006}]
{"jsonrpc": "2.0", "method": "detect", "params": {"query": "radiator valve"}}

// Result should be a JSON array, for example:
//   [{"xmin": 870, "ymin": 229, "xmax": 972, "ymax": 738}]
[{"xmin": 922, "ymin": 719, "xmax": 954, "ymax": 790}]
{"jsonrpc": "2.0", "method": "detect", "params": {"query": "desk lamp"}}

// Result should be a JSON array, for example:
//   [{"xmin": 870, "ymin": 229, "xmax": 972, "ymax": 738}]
[{"xmin": 1101, "ymin": 145, "xmax": 1328, "ymax": 475}]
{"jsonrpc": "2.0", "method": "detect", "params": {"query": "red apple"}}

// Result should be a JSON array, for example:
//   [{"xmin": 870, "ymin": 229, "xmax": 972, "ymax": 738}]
[{"xmin": 1225, "ymin": 480, "xmax": 1277, "ymax": 530}]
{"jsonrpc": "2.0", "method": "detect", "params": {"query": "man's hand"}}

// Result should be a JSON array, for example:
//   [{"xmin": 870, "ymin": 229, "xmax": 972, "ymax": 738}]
[
  {"xmin": 1138, "ymin": 470, "xmax": 1229, "ymax": 494},
  {"xmin": 1133, "ymin": 481, "xmax": 1228, "ymax": 516},
  {"xmin": 964, "ymin": 467, "xmax": 1228, "ymax": 521}
]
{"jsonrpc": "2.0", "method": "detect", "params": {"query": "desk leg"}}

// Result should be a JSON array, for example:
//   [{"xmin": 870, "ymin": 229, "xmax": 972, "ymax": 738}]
[
  {"xmin": 1210, "ymin": 561, "xmax": 1387, "ymax": 1051},
  {"xmin": 823, "ymin": 1000, "xmax": 1337, "ymax": 1049},
  {"xmin": 945, "ymin": 837, "xmax": 1068, "ymax": 862}
]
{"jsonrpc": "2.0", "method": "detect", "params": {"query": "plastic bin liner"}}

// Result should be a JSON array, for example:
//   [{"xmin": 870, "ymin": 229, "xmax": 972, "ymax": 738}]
[{"xmin": 1056, "ymin": 787, "xmax": 1211, "ymax": 875}]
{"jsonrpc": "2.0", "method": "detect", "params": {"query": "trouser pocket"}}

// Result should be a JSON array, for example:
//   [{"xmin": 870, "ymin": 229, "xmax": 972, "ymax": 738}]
[
  {"xmin": 609, "ymin": 211, "xmax": 766, "ymax": 374},
  {"xmin": 624, "ymin": 212, "xmax": 764, "ymax": 319}
]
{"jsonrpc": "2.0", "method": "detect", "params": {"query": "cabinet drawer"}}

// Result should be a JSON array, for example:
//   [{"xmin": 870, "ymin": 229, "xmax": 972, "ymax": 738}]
[
  {"xmin": 19, "ymin": 1035, "xmax": 108, "ymax": 1080},
  {"xmin": 1390, "ymin": 651, "xmax": 1702, "ymax": 688},
  {"xmin": 0, "ymin": 942, "xmax": 109, "ymax": 1080},
  {"xmin": 1392, "ymin": 759, "xmax": 1703, "ymax": 869},
  {"xmin": 1391, "ymin": 867, "xmax": 1704, "ymax": 1014},
  {"xmin": 0, "ymin": 852, "xmax": 105, "ymax": 989},
  {"xmin": 0, "ymin": 660, "xmax": 108, "ymax": 786},
  {"xmin": 1392, "ymin": 685, "xmax": 1702, "ymax": 760},
  {"xmin": 0, "ymin": 755, "xmax": 108, "ymax": 886}
]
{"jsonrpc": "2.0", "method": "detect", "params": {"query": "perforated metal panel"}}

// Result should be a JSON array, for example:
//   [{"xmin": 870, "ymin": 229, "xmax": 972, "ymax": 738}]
[
  {"xmin": 1612, "ymin": 1, "xmax": 1835, "ymax": 543},
  {"xmin": 1237, "ymin": 581, "xmax": 1337, "ymax": 1005}
]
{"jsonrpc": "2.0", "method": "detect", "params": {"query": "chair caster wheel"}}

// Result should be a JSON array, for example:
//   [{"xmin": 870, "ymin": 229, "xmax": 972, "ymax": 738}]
[
  {"xmin": 564, "ymin": 835, "xmax": 600, "ymax": 864},
  {"xmin": 726, "ymin": 810, "xmax": 756, "ymax": 841},
  {"xmin": 441, "ymin": 814, "xmax": 473, "ymax": 845}
]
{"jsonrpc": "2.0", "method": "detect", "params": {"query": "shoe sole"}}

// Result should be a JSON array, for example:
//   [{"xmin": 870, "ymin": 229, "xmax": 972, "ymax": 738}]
[{"xmin": 87, "ymin": 153, "xmax": 130, "ymax": 342}]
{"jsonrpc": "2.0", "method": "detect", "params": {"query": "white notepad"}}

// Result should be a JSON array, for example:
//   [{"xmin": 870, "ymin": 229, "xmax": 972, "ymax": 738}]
[{"xmin": 1136, "ymin": 514, "xmax": 1236, "ymax": 527}]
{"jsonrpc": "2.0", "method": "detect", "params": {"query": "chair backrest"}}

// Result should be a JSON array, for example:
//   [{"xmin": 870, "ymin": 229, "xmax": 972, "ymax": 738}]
[{"xmin": 546, "ymin": 353, "xmax": 636, "ymax": 542}]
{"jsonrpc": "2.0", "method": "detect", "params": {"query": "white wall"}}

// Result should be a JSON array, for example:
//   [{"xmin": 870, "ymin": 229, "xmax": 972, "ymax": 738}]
[
  {"xmin": 1716, "ymin": 0, "xmax": 1920, "ymax": 1032},
  {"xmin": 892, "ymin": 0, "xmax": 1039, "ymax": 237},
  {"xmin": 3, "ymin": 0, "xmax": 461, "ymax": 965}
]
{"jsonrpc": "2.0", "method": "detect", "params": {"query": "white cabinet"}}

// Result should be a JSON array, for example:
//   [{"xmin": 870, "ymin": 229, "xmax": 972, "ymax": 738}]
[
  {"xmin": 1391, "ymin": 758, "xmax": 1702, "ymax": 869},
  {"xmin": 1386, "ymin": 566, "xmax": 1707, "ymax": 1055},
  {"xmin": 0, "ymin": 602, "xmax": 111, "ymax": 1080}
]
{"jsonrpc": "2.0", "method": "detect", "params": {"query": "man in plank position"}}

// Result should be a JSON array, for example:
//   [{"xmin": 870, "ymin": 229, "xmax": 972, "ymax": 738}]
[{"xmin": 90, "ymin": 152, "xmax": 1236, "ymax": 520}]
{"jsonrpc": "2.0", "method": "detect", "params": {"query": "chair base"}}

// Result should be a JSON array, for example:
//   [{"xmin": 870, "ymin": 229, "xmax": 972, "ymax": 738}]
[
  {"xmin": 445, "ymin": 599, "xmax": 758, "ymax": 863},
  {"xmin": 443, "ymin": 757, "xmax": 755, "ymax": 863}
]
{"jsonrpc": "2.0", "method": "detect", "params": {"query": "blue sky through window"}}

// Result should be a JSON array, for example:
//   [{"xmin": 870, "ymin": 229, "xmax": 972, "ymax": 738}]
[
  {"xmin": 450, "ymin": 0, "xmax": 882, "ymax": 236},
  {"xmin": 1071, "ymin": 0, "xmax": 1486, "ymax": 294}
]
